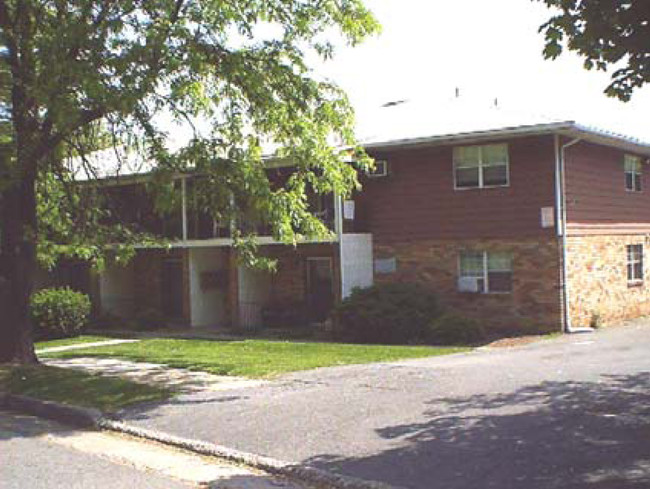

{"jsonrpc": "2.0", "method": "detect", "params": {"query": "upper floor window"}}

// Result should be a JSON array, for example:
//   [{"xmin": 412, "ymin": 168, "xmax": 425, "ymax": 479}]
[
  {"xmin": 624, "ymin": 155, "xmax": 642, "ymax": 192},
  {"xmin": 453, "ymin": 143, "xmax": 509, "ymax": 189},
  {"xmin": 627, "ymin": 244, "xmax": 644, "ymax": 285},
  {"xmin": 458, "ymin": 250, "xmax": 513, "ymax": 294},
  {"xmin": 367, "ymin": 160, "xmax": 388, "ymax": 178}
]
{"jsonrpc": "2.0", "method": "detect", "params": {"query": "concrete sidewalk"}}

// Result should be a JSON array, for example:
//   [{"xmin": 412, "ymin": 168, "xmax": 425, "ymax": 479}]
[
  {"xmin": 36, "ymin": 339, "xmax": 140, "ymax": 354},
  {"xmin": 44, "ymin": 356, "xmax": 266, "ymax": 393},
  {"xmin": 1, "ymin": 411, "xmax": 305, "ymax": 489}
]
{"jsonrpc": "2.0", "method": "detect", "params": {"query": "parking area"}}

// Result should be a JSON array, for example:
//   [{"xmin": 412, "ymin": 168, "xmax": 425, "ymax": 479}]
[{"xmin": 120, "ymin": 321, "xmax": 650, "ymax": 489}]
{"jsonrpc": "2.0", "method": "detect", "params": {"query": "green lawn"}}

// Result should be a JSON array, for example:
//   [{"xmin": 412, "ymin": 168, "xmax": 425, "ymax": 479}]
[
  {"xmin": 43, "ymin": 339, "xmax": 468, "ymax": 378},
  {"xmin": 35, "ymin": 335, "xmax": 115, "ymax": 350},
  {"xmin": 0, "ymin": 364, "xmax": 172, "ymax": 412}
]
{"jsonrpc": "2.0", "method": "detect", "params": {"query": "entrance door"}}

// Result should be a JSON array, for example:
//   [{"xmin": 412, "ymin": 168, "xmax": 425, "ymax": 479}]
[
  {"xmin": 161, "ymin": 259, "xmax": 184, "ymax": 319},
  {"xmin": 306, "ymin": 257, "xmax": 334, "ymax": 323}
]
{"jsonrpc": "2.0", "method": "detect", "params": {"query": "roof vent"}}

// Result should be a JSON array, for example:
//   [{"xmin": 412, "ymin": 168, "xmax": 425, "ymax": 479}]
[{"xmin": 381, "ymin": 99, "xmax": 407, "ymax": 108}]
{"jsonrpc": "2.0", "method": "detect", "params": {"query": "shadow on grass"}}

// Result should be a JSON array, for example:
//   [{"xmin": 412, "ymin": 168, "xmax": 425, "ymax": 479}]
[
  {"xmin": 302, "ymin": 372, "xmax": 650, "ymax": 489},
  {"xmin": 0, "ymin": 365, "xmax": 172, "ymax": 413}
]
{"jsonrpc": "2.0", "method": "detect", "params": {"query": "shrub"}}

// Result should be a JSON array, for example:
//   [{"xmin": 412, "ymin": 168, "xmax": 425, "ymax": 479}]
[
  {"xmin": 427, "ymin": 312, "xmax": 485, "ymax": 345},
  {"xmin": 334, "ymin": 283, "xmax": 440, "ymax": 344},
  {"xmin": 30, "ymin": 287, "xmax": 91, "ymax": 339}
]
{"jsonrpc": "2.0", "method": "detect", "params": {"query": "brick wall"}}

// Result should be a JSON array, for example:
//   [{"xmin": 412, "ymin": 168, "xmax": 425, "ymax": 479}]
[
  {"xmin": 264, "ymin": 243, "xmax": 339, "ymax": 305},
  {"xmin": 374, "ymin": 237, "xmax": 562, "ymax": 334},
  {"xmin": 566, "ymin": 234, "xmax": 650, "ymax": 327}
]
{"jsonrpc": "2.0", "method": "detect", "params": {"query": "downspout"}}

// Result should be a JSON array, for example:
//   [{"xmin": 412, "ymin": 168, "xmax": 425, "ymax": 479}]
[
  {"xmin": 335, "ymin": 193, "xmax": 346, "ymax": 301},
  {"xmin": 555, "ymin": 135, "xmax": 592, "ymax": 333},
  {"xmin": 181, "ymin": 176, "xmax": 188, "ymax": 243}
]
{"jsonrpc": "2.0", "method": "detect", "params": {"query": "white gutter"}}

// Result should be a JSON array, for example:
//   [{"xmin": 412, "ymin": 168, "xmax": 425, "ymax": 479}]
[
  {"xmin": 555, "ymin": 135, "xmax": 592, "ymax": 334},
  {"xmin": 363, "ymin": 122, "xmax": 576, "ymax": 151}
]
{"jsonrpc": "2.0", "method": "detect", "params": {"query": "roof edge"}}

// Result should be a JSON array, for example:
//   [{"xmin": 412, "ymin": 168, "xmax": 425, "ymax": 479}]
[
  {"xmin": 561, "ymin": 124, "xmax": 650, "ymax": 156},
  {"xmin": 361, "ymin": 122, "xmax": 576, "ymax": 150},
  {"xmin": 361, "ymin": 121, "xmax": 650, "ymax": 156}
]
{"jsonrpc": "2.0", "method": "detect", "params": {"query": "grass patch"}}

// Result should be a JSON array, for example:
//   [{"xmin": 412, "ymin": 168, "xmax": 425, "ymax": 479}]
[
  {"xmin": 0, "ymin": 364, "xmax": 172, "ymax": 412},
  {"xmin": 44, "ymin": 339, "xmax": 468, "ymax": 378},
  {"xmin": 35, "ymin": 335, "xmax": 116, "ymax": 350}
]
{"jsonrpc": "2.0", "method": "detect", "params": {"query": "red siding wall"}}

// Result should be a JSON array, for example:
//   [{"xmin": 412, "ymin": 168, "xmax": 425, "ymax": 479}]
[
  {"xmin": 565, "ymin": 141, "xmax": 650, "ymax": 232},
  {"xmin": 353, "ymin": 135, "xmax": 557, "ymax": 243}
]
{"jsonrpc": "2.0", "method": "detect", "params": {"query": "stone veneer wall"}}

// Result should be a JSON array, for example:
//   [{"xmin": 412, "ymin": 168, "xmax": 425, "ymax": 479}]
[
  {"xmin": 566, "ymin": 234, "xmax": 650, "ymax": 327},
  {"xmin": 373, "ymin": 237, "xmax": 562, "ymax": 334}
]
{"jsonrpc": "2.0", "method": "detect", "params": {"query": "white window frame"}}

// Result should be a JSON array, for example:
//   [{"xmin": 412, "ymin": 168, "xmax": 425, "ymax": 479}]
[
  {"xmin": 367, "ymin": 159, "xmax": 388, "ymax": 178},
  {"xmin": 626, "ymin": 244, "xmax": 644, "ymax": 285},
  {"xmin": 624, "ymin": 155, "xmax": 642, "ymax": 192},
  {"xmin": 458, "ymin": 250, "xmax": 513, "ymax": 294},
  {"xmin": 453, "ymin": 143, "xmax": 510, "ymax": 190}
]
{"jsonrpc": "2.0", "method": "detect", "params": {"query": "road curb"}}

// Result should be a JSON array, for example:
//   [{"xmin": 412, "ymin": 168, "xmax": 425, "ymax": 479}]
[
  {"xmin": 1, "ymin": 393, "xmax": 104, "ymax": 428},
  {"xmin": 0, "ymin": 393, "xmax": 400, "ymax": 489}
]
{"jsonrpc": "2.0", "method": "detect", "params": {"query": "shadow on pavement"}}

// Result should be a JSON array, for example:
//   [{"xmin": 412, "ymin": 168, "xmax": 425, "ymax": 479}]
[{"xmin": 304, "ymin": 372, "xmax": 650, "ymax": 489}]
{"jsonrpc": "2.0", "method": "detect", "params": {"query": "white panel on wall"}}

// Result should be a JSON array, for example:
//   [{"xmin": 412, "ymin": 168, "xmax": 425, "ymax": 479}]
[
  {"xmin": 99, "ymin": 262, "xmax": 135, "ymax": 317},
  {"xmin": 541, "ymin": 206, "xmax": 555, "ymax": 228},
  {"xmin": 189, "ymin": 248, "xmax": 227, "ymax": 328},
  {"xmin": 374, "ymin": 257, "xmax": 397, "ymax": 274},
  {"xmin": 341, "ymin": 233, "xmax": 374, "ymax": 298},
  {"xmin": 343, "ymin": 200, "xmax": 356, "ymax": 220}
]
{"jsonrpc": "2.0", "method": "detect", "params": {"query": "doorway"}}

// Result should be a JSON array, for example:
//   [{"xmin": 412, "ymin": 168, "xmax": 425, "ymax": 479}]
[
  {"xmin": 161, "ymin": 258, "xmax": 184, "ymax": 319},
  {"xmin": 306, "ymin": 257, "xmax": 334, "ymax": 323}
]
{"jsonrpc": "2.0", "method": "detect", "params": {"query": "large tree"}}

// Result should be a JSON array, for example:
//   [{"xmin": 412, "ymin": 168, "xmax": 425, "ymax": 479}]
[
  {"xmin": 538, "ymin": 0, "xmax": 650, "ymax": 101},
  {"xmin": 0, "ymin": 1, "xmax": 379, "ymax": 363}
]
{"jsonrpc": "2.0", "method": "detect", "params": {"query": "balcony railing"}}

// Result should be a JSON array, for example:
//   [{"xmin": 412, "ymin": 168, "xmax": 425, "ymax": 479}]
[{"xmin": 100, "ymin": 176, "xmax": 340, "ymax": 244}]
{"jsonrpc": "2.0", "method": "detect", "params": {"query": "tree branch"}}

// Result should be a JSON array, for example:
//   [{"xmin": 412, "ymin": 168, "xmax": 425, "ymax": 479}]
[{"xmin": 34, "ymin": 107, "xmax": 106, "ymax": 162}]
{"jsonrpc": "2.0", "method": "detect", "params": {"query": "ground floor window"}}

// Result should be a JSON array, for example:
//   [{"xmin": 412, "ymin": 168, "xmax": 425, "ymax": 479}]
[
  {"xmin": 627, "ymin": 244, "xmax": 644, "ymax": 285},
  {"xmin": 458, "ymin": 250, "xmax": 513, "ymax": 294}
]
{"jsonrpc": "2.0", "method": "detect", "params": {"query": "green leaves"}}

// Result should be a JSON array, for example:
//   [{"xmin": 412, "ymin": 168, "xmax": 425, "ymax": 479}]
[
  {"xmin": 536, "ymin": 0, "xmax": 650, "ymax": 100},
  {"xmin": 1, "ymin": 0, "xmax": 380, "ymax": 270}
]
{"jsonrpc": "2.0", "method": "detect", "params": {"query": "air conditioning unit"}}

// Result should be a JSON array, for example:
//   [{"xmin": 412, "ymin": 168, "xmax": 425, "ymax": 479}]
[
  {"xmin": 368, "ymin": 160, "xmax": 388, "ymax": 178},
  {"xmin": 458, "ymin": 277, "xmax": 480, "ymax": 293}
]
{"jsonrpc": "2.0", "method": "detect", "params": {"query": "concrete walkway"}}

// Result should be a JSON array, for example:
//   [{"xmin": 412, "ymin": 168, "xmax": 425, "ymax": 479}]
[
  {"xmin": 44, "ymin": 357, "xmax": 266, "ymax": 393},
  {"xmin": 36, "ymin": 339, "xmax": 140, "ymax": 354}
]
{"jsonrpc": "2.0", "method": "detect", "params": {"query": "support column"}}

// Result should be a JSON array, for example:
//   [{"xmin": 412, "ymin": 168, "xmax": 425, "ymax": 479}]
[{"xmin": 227, "ymin": 248, "xmax": 240, "ymax": 329}]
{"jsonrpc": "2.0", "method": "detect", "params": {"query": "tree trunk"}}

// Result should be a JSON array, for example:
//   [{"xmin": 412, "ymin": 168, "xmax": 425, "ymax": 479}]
[
  {"xmin": 0, "ymin": 0, "xmax": 39, "ymax": 364},
  {"xmin": 0, "ymin": 175, "xmax": 39, "ymax": 364}
]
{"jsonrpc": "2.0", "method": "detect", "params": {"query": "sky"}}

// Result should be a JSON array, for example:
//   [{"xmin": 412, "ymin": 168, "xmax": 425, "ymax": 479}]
[{"xmin": 309, "ymin": 0, "xmax": 650, "ymax": 142}]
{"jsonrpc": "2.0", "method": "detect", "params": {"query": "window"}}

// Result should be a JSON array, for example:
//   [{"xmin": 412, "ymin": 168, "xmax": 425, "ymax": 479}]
[
  {"xmin": 627, "ymin": 244, "xmax": 644, "ymax": 285},
  {"xmin": 368, "ymin": 160, "xmax": 388, "ymax": 178},
  {"xmin": 624, "ymin": 155, "xmax": 642, "ymax": 192},
  {"xmin": 458, "ymin": 250, "xmax": 513, "ymax": 293},
  {"xmin": 454, "ymin": 144, "xmax": 509, "ymax": 189}
]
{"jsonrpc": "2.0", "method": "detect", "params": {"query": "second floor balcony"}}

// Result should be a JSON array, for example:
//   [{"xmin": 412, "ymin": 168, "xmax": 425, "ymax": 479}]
[{"xmin": 99, "ymin": 176, "xmax": 340, "ymax": 246}]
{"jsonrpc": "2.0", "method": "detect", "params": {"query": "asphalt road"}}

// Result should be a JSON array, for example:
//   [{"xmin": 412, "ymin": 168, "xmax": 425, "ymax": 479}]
[
  {"xmin": 0, "ymin": 412, "xmax": 192, "ymax": 489},
  {"xmin": 122, "ymin": 321, "xmax": 650, "ymax": 489}
]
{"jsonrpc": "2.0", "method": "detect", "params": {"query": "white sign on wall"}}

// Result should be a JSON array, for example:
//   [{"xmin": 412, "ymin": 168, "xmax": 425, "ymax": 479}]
[
  {"xmin": 343, "ymin": 200, "xmax": 355, "ymax": 220},
  {"xmin": 374, "ymin": 257, "xmax": 397, "ymax": 274},
  {"xmin": 541, "ymin": 207, "xmax": 555, "ymax": 229}
]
